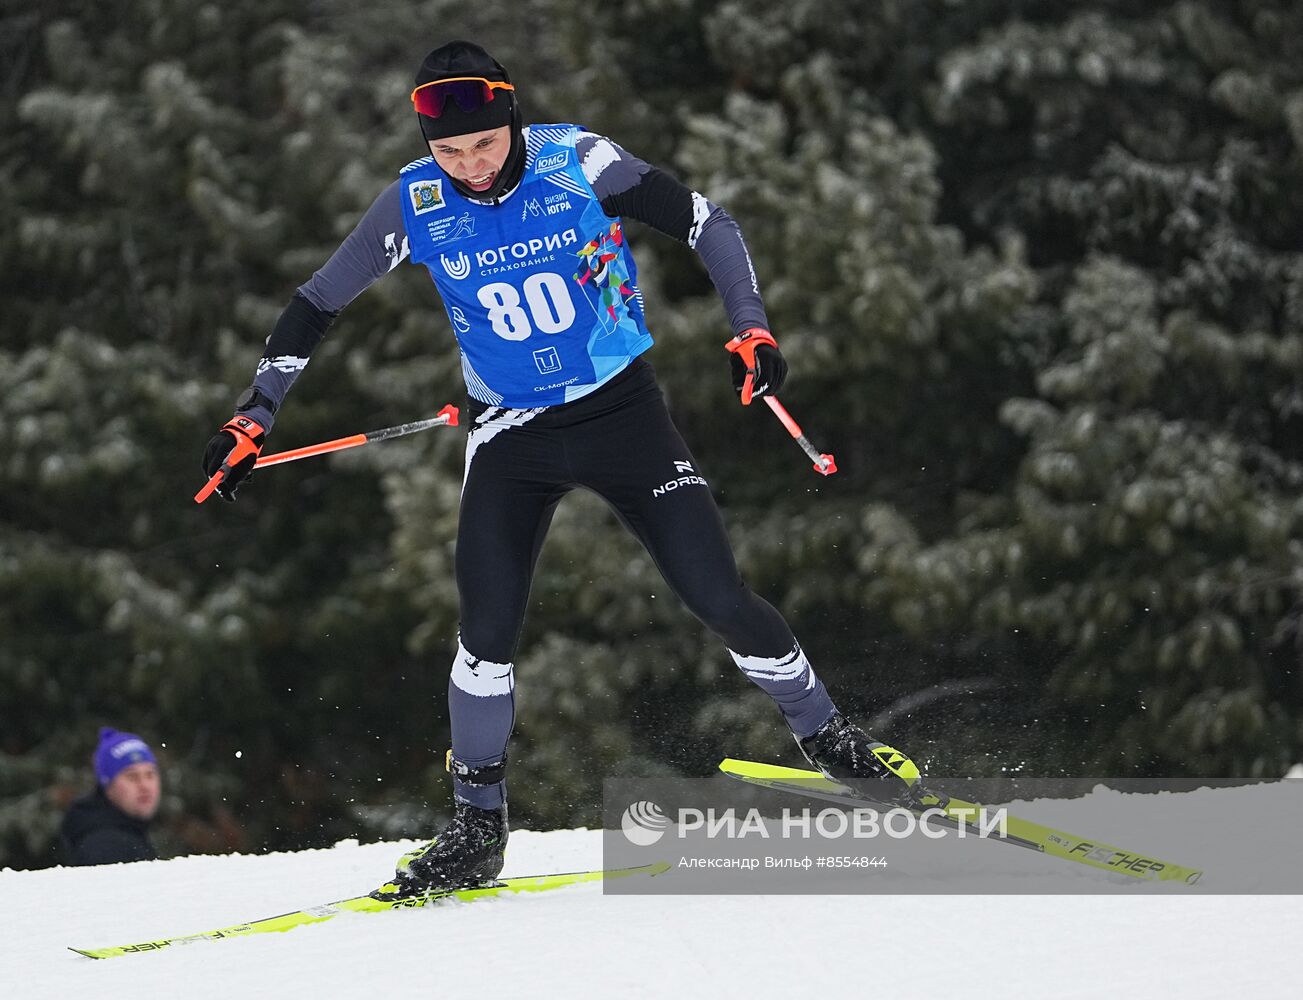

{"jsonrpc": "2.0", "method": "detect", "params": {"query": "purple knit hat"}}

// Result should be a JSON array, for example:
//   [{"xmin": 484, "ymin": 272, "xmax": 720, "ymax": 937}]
[{"xmin": 93, "ymin": 727, "xmax": 157, "ymax": 787}]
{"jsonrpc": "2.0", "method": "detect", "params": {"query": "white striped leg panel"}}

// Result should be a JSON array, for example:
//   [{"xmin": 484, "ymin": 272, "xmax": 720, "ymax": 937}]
[
  {"xmin": 450, "ymin": 639, "xmax": 515, "ymax": 698},
  {"xmin": 729, "ymin": 644, "xmax": 817, "ymax": 691}
]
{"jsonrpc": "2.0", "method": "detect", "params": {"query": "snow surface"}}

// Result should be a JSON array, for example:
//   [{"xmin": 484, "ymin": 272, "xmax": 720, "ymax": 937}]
[{"xmin": 4, "ymin": 783, "xmax": 1301, "ymax": 1000}]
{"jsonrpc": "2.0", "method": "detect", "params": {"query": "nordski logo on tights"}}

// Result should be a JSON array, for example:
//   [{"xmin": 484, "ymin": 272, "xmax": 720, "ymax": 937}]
[{"xmin": 653, "ymin": 460, "xmax": 707, "ymax": 498}]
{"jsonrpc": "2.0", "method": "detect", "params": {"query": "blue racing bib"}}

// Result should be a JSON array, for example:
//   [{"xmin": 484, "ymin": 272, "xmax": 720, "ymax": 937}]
[{"xmin": 400, "ymin": 124, "xmax": 653, "ymax": 407}]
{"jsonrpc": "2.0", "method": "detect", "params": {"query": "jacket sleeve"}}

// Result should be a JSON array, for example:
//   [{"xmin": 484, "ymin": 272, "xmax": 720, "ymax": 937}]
[
  {"xmin": 240, "ymin": 180, "xmax": 410, "ymax": 432},
  {"xmin": 577, "ymin": 131, "xmax": 770, "ymax": 336}
]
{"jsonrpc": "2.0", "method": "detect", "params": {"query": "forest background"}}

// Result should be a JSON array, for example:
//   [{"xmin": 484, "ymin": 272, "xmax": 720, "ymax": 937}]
[{"xmin": 2, "ymin": 0, "xmax": 1300, "ymax": 867}]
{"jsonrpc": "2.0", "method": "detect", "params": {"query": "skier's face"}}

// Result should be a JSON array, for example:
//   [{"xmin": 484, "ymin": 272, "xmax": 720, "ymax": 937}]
[
  {"xmin": 428, "ymin": 126, "xmax": 512, "ymax": 193},
  {"xmin": 105, "ymin": 761, "xmax": 161, "ymax": 821}
]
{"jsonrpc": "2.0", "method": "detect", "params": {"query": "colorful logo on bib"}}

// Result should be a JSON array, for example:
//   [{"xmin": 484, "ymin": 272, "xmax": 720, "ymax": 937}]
[
  {"xmin": 409, "ymin": 179, "xmax": 445, "ymax": 215},
  {"xmin": 574, "ymin": 221, "xmax": 637, "ymax": 325}
]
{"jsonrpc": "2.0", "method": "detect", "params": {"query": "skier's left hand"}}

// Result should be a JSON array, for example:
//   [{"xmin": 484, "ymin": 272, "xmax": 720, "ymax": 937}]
[{"xmin": 727, "ymin": 328, "xmax": 787, "ymax": 405}]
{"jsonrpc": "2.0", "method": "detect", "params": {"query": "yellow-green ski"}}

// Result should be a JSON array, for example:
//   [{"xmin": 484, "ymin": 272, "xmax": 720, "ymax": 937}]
[
  {"xmin": 720, "ymin": 758, "xmax": 1202, "ymax": 885},
  {"xmin": 70, "ymin": 861, "xmax": 670, "ymax": 959}
]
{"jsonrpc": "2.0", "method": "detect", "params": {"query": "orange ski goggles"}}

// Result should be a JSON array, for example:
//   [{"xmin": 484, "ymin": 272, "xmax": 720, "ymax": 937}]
[{"xmin": 410, "ymin": 77, "xmax": 515, "ymax": 118}]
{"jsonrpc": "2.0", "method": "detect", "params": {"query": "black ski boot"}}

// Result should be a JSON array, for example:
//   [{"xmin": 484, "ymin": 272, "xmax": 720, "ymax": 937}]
[
  {"xmin": 797, "ymin": 712, "xmax": 924, "ymax": 807},
  {"xmin": 372, "ymin": 801, "xmax": 509, "ymax": 900}
]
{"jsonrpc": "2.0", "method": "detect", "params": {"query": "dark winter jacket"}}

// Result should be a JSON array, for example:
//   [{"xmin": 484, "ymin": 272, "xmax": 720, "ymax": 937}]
[{"xmin": 59, "ymin": 789, "xmax": 157, "ymax": 866}]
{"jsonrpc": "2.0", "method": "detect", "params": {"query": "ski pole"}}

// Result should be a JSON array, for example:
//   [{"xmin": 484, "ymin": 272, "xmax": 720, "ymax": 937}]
[
  {"xmin": 194, "ymin": 403, "xmax": 460, "ymax": 504},
  {"xmin": 724, "ymin": 333, "xmax": 837, "ymax": 477},
  {"xmin": 760, "ymin": 395, "xmax": 837, "ymax": 477}
]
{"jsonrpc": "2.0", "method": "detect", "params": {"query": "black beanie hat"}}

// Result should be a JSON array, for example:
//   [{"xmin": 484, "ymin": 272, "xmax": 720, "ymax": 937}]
[{"xmin": 414, "ymin": 40, "xmax": 515, "ymax": 141}]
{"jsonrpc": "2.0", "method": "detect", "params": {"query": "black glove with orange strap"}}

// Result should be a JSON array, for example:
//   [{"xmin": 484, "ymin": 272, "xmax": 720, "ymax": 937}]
[
  {"xmin": 201, "ymin": 413, "xmax": 267, "ymax": 502},
  {"xmin": 726, "ymin": 328, "xmax": 788, "ymax": 405}
]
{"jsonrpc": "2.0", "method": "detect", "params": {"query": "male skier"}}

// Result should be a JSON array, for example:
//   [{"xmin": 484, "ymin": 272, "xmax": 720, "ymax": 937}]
[{"xmin": 202, "ymin": 41, "xmax": 921, "ymax": 894}]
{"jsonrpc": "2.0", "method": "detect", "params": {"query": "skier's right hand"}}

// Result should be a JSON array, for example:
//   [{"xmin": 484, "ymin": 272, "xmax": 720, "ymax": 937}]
[{"xmin": 201, "ymin": 415, "xmax": 267, "ymax": 502}]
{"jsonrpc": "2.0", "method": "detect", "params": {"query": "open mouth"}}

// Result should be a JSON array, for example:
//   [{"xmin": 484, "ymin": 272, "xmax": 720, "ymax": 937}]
[{"xmin": 464, "ymin": 171, "xmax": 496, "ymax": 191}]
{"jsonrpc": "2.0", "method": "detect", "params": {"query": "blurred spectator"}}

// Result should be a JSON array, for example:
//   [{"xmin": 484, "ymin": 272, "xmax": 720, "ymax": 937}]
[{"xmin": 59, "ymin": 727, "xmax": 161, "ymax": 866}]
